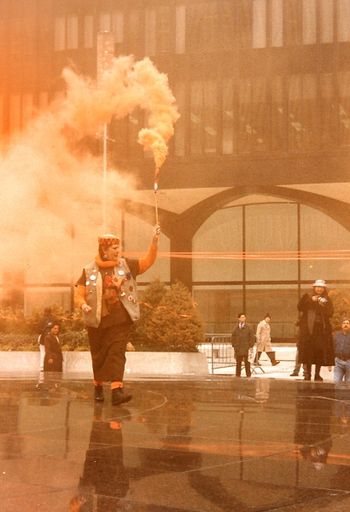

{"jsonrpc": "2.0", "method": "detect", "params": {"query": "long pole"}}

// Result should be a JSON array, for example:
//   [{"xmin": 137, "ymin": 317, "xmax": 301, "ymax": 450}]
[
  {"xmin": 154, "ymin": 167, "xmax": 160, "ymax": 226},
  {"xmin": 102, "ymin": 123, "xmax": 107, "ymax": 231}
]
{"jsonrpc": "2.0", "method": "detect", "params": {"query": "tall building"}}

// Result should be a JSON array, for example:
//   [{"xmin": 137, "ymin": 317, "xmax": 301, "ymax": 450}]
[{"xmin": 1, "ymin": 0, "xmax": 350, "ymax": 338}]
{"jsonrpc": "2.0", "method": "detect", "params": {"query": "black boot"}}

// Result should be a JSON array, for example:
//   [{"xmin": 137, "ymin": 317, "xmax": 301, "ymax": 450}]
[
  {"xmin": 112, "ymin": 388, "xmax": 132, "ymax": 406},
  {"xmin": 268, "ymin": 352, "xmax": 280, "ymax": 366},
  {"xmin": 304, "ymin": 364, "xmax": 311, "ymax": 381},
  {"xmin": 314, "ymin": 365, "xmax": 323, "ymax": 381},
  {"xmin": 254, "ymin": 352, "xmax": 262, "ymax": 366},
  {"xmin": 94, "ymin": 385, "xmax": 104, "ymax": 402}
]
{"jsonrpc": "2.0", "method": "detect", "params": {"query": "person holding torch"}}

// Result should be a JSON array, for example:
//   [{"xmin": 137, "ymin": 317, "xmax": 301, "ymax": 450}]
[{"xmin": 75, "ymin": 226, "xmax": 160, "ymax": 405}]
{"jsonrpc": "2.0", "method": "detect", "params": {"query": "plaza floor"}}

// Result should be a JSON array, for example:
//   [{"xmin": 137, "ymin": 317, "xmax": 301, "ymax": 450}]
[{"xmin": 1, "ymin": 373, "xmax": 350, "ymax": 512}]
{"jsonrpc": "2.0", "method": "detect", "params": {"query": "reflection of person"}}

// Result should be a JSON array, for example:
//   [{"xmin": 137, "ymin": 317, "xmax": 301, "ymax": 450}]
[
  {"xmin": 333, "ymin": 318, "xmax": 350, "ymax": 383},
  {"xmin": 295, "ymin": 384, "xmax": 333, "ymax": 470},
  {"xmin": 75, "ymin": 227, "xmax": 159, "ymax": 405},
  {"xmin": 44, "ymin": 323, "xmax": 63, "ymax": 372},
  {"xmin": 73, "ymin": 404, "xmax": 130, "ymax": 512},
  {"xmin": 231, "ymin": 313, "xmax": 255, "ymax": 378},
  {"xmin": 297, "ymin": 279, "xmax": 334, "ymax": 381},
  {"xmin": 254, "ymin": 314, "xmax": 280, "ymax": 366}
]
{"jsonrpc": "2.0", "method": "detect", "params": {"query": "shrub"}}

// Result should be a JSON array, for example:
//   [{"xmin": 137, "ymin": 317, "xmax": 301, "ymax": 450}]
[
  {"xmin": 329, "ymin": 288, "xmax": 350, "ymax": 330},
  {"xmin": 134, "ymin": 280, "xmax": 204, "ymax": 352},
  {"xmin": 0, "ymin": 305, "xmax": 88, "ymax": 351}
]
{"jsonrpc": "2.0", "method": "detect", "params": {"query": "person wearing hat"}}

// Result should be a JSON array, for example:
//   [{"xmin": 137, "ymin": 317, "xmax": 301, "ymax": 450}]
[
  {"xmin": 75, "ymin": 226, "xmax": 160, "ymax": 405},
  {"xmin": 297, "ymin": 279, "xmax": 334, "ymax": 381}
]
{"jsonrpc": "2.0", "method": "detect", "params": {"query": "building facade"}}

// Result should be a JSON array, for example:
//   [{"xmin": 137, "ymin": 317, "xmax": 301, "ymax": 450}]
[{"xmin": 1, "ymin": 0, "xmax": 350, "ymax": 338}]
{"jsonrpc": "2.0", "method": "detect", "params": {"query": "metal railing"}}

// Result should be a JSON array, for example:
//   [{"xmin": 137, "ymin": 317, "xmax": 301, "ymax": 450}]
[{"xmin": 197, "ymin": 334, "xmax": 234, "ymax": 374}]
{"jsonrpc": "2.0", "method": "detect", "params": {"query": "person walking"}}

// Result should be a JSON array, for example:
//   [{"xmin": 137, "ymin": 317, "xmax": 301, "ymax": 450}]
[
  {"xmin": 43, "ymin": 322, "xmax": 63, "ymax": 372},
  {"xmin": 333, "ymin": 318, "xmax": 350, "ymax": 383},
  {"xmin": 231, "ymin": 313, "xmax": 255, "ymax": 378},
  {"xmin": 75, "ymin": 226, "xmax": 159, "ymax": 406},
  {"xmin": 254, "ymin": 314, "xmax": 280, "ymax": 366},
  {"xmin": 297, "ymin": 279, "xmax": 334, "ymax": 381}
]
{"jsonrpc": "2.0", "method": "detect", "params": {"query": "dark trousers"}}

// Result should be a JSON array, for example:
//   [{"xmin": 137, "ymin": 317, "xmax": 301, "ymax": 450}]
[
  {"xmin": 88, "ymin": 324, "xmax": 129, "ymax": 382},
  {"xmin": 236, "ymin": 355, "xmax": 251, "ymax": 377}
]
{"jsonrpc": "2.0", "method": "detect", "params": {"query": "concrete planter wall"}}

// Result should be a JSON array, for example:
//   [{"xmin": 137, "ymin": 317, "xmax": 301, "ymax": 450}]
[{"xmin": 0, "ymin": 351, "xmax": 208, "ymax": 377}]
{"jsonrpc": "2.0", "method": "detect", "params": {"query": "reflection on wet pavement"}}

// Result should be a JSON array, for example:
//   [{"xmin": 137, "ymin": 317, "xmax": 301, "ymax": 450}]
[{"xmin": 1, "ymin": 376, "xmax": 350, "ymax": 511}]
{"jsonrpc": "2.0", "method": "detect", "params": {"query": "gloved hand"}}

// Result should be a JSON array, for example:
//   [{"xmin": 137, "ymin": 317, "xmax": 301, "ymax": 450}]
[{"xmin": 154, "ymin": 224, "xmax": 161, "ymax": 236}]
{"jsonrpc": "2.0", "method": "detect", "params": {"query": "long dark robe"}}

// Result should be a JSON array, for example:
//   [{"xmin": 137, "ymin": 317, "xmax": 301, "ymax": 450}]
[
  {"xmin": 297, "ymin": 292, "xmax": 334, "ymax": 366},
  {"xmin": 43, "ymin": 333, "xmax": 63, "ymax": 372}
]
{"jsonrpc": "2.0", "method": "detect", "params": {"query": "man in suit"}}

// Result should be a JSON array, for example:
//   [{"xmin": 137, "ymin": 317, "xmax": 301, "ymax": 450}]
[{"xmin": 231, "ymin": 313, "xmax": 255, "ymax": 378}]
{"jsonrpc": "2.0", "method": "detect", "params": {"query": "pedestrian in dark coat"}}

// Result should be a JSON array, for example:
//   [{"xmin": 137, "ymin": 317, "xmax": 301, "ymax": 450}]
[
  {"xmin": 231, "ymin": 313, "xmax": 255, "ymax": 377},
  {"xmin": 44, "ymin": 323, "xmax": 63, "ymax": 372},
  {"xmin": 297, "ymin": 279, "xmax": 334, "ymax": 381}
]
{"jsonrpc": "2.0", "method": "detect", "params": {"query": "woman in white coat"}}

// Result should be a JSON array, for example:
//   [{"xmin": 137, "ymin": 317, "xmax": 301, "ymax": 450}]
[{"xmin": 254, "ymin": 314, "xmax": 280, "ymax": 366}]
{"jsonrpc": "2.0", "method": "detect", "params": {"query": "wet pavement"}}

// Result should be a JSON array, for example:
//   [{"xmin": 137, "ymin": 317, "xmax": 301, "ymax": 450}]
[{"xmin": 1, "ymin": 375, "xmax": 350, "ymax": 511}]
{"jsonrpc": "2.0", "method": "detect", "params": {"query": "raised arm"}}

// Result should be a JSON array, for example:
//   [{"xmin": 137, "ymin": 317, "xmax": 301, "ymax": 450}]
[{"xmin": 138, "ymin": 226, "xmax": 160, "ymax": 275}]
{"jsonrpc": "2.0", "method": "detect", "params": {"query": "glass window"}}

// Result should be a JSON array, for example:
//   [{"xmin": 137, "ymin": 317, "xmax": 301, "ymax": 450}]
[
  {"xmin": 271, "ymin": 75, "xmax": 285, "ymax": 150},
  {"xmin": 220, "ymin": 1, "xmax": 236, "ymax": 50},
  {"xmin": 270, "ymin": 0, "xmax": 283, "ymax": 47},
  {"xmin": 238, "ymin": 78, "xmax": 252, "ymax": 153},
  {"xmin": 0, "ymin": 20, "xmax": 5, "ymax": 52},
  {"xmin": 302, "ymin": 73, "xmax": 318, "ymax": 150},
  {"xmin": 302, "ymin": 0, "xmax": 316, "ymax": 44},
  {"xmin": 222, "ymin": 78, "xmax": 235, "ymax": 155},
  {"xmin": 300, "ymin": 205, "xmax": 350, "ymax": 281},
  {"xmin": 175, "ymin": 5, "xmax": 186, "ymax": 54},
  {"xmin": 158, "ymin": 5, "xmax": 172, "ymax": 53},
  {"xmin": 9, "ymin": 19, "xmax": 21, "ymax": 55},
  {"xmin": 288, "ymin": 74, "xmax": 303, "ymax": 151},
  {"xmin": 203, "ymin": 81, "xmax": 217, "ymax": 154},
  {"xmin": 84, "ymin": 15, "xmax": 94, "ymax": 49},
  {"xmin": 251, "ymin": 76, "xmax": 268, "ymax": 151},
  {"xmin": 187, "ymin": 1, "xmax": 218, "ymax": 53},
  {"xmin": 54, "ymin": 16, "xmax": 65, "ymax": 51},
  {"xmin": 190, "ymin": 81, "xmax": 203, "ymax": 155},
  {"xmin": 193, "ymin": 285, "xmax": 243, "ymax": 333},
  {"xmin": 145, "ymin": 8, "xmax": 156, "ymax": 55},
  {"xmin": 320, "ymin": 0, "xmax": 334, "ymax": 43},
  {"xmin": 0, "ymin": 95, "xmax": 4, "ymax": 135},
  {"xmin": 190, "ymin": 81, "xmax": 217, "ymax": 155},
  {"xmin": 128, "ymin": 9, "xmax": 142, "ymax": 53},
  {"xmin": 112, "ymin": 10, "xmax": 124, "ymax": 44},
  {"xmin": 284, "ymin": 0, "xmax": 302, "ymax": 46},
  {"xmin": 245, "ymin": 285, "xmax": 299, "ymax": 339},
  {"xmin": 9, "ymin": 94, "xmax": 21, "ymax": 132},
  {"xmin": 174, "ymin": 82, "xmax": 186, "ymax": 156},
  {"xmin": 192, "ymin": 207, "xmax": 243, "ymax": 282},
  {"xmin": 23, "ymin": 18, "xmax": 35, "ymax": 55},
  {"xmin": 99, "ymin": 12, "xmax": 111, "ymax": 32},
  {"xmin": 238, "ymin": 0, "xmax": 252, "ymax": 48},
  {"xmin": 320, "ymin": 73, "xmax": 337, "ymax": 148},
  {"xmin": 337, "ymin": 0, "xmax": 350, "ymax": 42},
  {"xmin": 245, "ymin": 203, "xmax": 298, "ymax": 281},
  {"xmin": 39, "ymin": 92, "xmax": 49, "ymax": 111},
  {"xmin": 24, "ymin": 288, "xmax": 72, "ymax": 316},
  {"xmin": 252, "ymin": 0, "xmax": 267, "ymax": 48},
  {"xmin": 22, "ymin": 93, "xmax": 33, "ymax": 127},
  {"xmin": 337, "ymin": 71, "xmax": 350, "ymax": 146},
  {"xmin": 67, "ymin": 15, "xmax": 78, "ymax": 49}
]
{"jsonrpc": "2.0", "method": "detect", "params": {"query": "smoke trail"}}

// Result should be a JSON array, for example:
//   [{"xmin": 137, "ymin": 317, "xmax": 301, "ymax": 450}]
[
  {"xmin": 61, "ymin": 56, "xmax": 179, "ymax": 167},
  {"xmin": 0, "ymin": 56, "xmax": 178, "ymax": 285}
]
